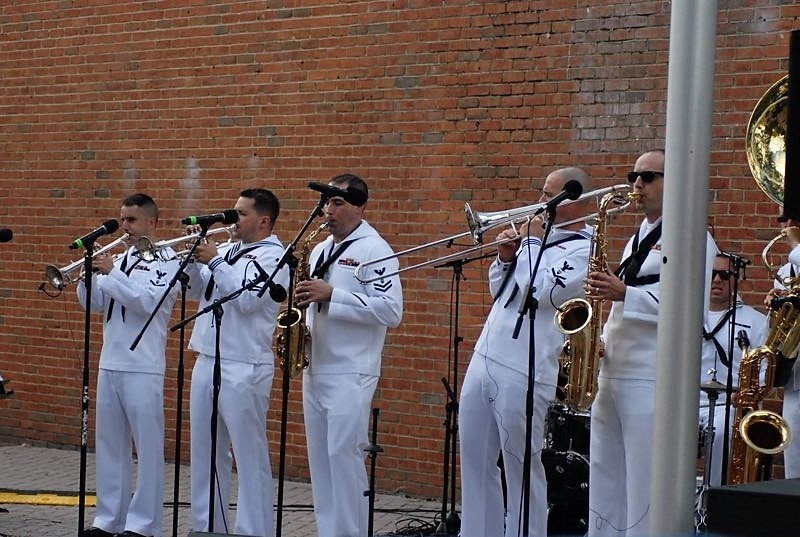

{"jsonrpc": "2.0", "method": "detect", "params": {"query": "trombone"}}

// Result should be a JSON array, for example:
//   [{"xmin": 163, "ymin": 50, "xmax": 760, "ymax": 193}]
[
  {"xmin": 44, "ymin": 234, "xmax": 131, "ymax": 290},
  {"xmin": 135, "ymin": 223, "xmax": 239, "ymax": 262},
  {"xmin": 354, "ymin": 184, "xmax": 634, "ymax": 284}
]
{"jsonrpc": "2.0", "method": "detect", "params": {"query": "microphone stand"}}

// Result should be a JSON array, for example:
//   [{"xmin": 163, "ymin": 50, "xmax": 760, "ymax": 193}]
[
  {"xmin": 77, "ymin": 242, "xmax": 97, "ymax": 536},
  {"xmin": 171, "ymin": 272, "xmax": 190, "ymax": 537},
  {"xmin": 432, "ymin": 250, "xmax": 494, "ymax": 536},
  {"xmin": 515, "ymin": 213, "xmax": 557, "ymax": 537},
  {"xmin": 273, "ymin": 198, "xmax": 326, "ymax": 537},
  {"xmin": 129, "ymin": 226, "xmax": 212, "ymax": 352},
  {"xmin": 718, "ymin": 252, "xmax": 749, "ymax": 485}
]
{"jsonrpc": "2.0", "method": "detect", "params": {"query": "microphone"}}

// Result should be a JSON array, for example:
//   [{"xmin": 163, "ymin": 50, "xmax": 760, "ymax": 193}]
[
  {"xmin": 308, "ymin": 182, "xmax": 368, "ymax": 207},
  {"xmin": 69, "ymin": 219, "xmax": 119, "ymax": 250},
  {"xmin": 533, "ymin": 180, "xmax": 584, "ymax": 216},
  {"xmin": 266, "ymin": 281, "xmax": 287, "ymax": 303},
  {"xmin": 181, "ymin": 209, "xmax": 239, "ymax": 227},
  {"xmin": 252, "ymin": 260, "xmax": 288, "ymax": 302},
  {"xmin": 737, "ymin": 329, "xmax": 750, "ymax": 351},
  {"xmin": 0, "ymin": 229, "xmax": 12, "ymax": 243}
]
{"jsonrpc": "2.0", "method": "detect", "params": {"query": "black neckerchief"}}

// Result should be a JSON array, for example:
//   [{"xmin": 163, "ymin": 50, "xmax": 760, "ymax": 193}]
[
  {"xmin": 106, "ymin": 251, "xmax": 143, "ymax": 323},
  {"xmin": 615, "ymin": 222, "xmax": 662, "ymax": 287},
  {"xmin": 702, "ymin": 306, "xmax": 738, "ymax": 368},
  {"xmin": 203, "ymin": 244, "xmax": 260, "ymax": 301},
  {"xmin": 312, "ymin": 239, "xmax": 356, "ymax": 280}
]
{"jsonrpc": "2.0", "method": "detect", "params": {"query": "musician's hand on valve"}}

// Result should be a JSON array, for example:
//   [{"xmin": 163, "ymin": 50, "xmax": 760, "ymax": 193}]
[
  {"xmin": 193, "ymin": 241, "xmax": 219, "ymax": 265},
  {"xmin": 92, "ymin": 252, "xmax": 114, "ymax": 275},
  {"xmin": 296, "ymin": 278, "xmax": 332, "ymax": 307}
]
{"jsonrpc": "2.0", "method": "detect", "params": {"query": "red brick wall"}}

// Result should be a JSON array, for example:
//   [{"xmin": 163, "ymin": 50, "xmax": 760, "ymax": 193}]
[{"xmin": 0, "ymin": 1, "xmax": 796, "ymax": 498}]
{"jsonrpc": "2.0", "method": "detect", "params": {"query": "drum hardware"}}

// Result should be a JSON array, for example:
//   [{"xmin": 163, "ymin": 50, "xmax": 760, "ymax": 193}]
[{"xmin": 543, "ymin": 449, "xmax": 589, "ymax": 536}]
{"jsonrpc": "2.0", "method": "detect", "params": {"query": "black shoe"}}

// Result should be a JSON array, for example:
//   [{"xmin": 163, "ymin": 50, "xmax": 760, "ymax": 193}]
[
  {"xmin": 81, "ymin": 528, "xmax": 115, "ymax": 537},
  {"xmin": 116, "ymin": 532, "xmax": 148, "ymax": 537}
]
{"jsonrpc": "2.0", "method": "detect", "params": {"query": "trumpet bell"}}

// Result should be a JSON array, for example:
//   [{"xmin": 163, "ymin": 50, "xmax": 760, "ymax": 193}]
[
  {"xmin": 746, "ymin": 75, "xmax": 788, "ymax": 206},
  {"xmin": 44, "ymin": 264, "xmax": 68, "ymax": 290}
]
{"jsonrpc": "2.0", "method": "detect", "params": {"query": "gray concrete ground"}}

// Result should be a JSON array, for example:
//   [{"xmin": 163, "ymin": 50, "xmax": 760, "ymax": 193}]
[{"xmin": 0, "ymin": 444, "xmax": 449, "ymax": 537}]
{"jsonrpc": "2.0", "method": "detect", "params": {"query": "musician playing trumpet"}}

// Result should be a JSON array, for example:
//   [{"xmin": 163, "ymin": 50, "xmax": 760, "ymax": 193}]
[
  {"xmin": 78, "ymin": 193, "xmax": 181, "ymax": 537},
  {"xmin": 459, "ymin": 167, "xmax": 593, "ymax": 537}
]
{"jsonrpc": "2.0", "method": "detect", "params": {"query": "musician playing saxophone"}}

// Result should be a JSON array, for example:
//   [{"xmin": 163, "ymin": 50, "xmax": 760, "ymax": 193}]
[
  {"xmin": 699, "ymin": 253, "xmax": 767, "ymax": 486},
  {"xmin": 765, "ymin": 214, "xmax": 800, "ymax": 478},
  {"xmin": 459, "ymin": 167, "xmax": 593, "ymax": 537},
  {"xmin": 295, "ymin": 173, "xmax": 403, "ymax": 537},
  {"xmin": 584, "ymin": 149, "xmax": 718, "ymax": 536}
]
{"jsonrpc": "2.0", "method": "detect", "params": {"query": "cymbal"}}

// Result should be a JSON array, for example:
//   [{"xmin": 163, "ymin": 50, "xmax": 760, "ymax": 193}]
[{"xmin": 700, "ymin": 380, "xmax": 737, "ymax": 394}]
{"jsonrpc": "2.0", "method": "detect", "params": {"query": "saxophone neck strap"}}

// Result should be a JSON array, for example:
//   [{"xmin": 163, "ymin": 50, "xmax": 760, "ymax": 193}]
[{"xmin": 614, "ymin": 223, "xmax": 662, "ymax": 287}]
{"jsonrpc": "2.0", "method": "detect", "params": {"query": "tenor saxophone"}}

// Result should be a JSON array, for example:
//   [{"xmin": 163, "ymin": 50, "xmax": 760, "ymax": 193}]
[
  {"xmin": 554, "ymin": 190, "xmax": 639, "ymax": 412},
  {"xmin": 275, "ymin": 223, "xmax": 327, "ymax": 378}
]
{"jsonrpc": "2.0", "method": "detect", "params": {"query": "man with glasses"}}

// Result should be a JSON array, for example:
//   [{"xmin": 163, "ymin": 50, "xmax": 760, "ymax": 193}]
[
  {"xmin": 698, "ymin": 253, "xmax": 766, "ymax": 486},
  {"xmin": 584, "ymin": 149, "xmax": 718, "ymax": 536}
]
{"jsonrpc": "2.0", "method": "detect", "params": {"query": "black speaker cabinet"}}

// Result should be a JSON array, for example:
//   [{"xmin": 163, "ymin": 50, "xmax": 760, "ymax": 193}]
[
  {"xmin": 187, "ymin": 532, "xmax": 251, "ymax": 537},
  {"xmin": 705, "ymin": 478, "xmax": 800, "ymax": 537}
]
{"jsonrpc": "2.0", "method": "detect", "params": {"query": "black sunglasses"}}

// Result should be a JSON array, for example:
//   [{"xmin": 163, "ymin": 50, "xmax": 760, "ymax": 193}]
[
  {"xmin": 627, "ymin": 171, "xmax": 664, "ymax": 184},
  {"xmin": 712, "ymin": 269, "xmax": 733, "ymax": 281}
]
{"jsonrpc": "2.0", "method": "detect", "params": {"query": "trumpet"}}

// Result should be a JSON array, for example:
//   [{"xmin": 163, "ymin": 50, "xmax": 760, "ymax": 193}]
[
  {"xmin": 354, "ymin": 184, "xmax": 634, "ymax": 284},
  {"xmin": 135, "ymin": 224, "xmax": 239, "ymax": 262},
  {"xmin": 44, "ymin": 234, "xmax": 131, "ymax": 290}
]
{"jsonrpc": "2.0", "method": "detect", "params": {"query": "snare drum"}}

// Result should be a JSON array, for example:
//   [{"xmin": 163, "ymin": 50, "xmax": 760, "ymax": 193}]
[
  {"xmin": 545, "ymin": 404, "xmax": 591, "ymax": 455},
  {"xmin": 543, "ymin": 449, "xmax": 589, "ymax": 536}
]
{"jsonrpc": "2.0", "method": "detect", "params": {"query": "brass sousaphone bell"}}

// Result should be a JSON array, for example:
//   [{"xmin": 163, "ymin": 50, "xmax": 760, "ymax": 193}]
[{"xmin": 746, "ymin": 74, "xmax": 788, "ymax": 206}]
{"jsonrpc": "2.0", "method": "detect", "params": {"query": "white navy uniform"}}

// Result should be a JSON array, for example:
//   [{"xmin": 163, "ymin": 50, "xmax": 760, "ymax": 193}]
[
  {"xmin": 302, "ymin": 220, "xmax": 403, "ymax": 537},
  {"xmin": 459, "ymin": 226, "xmax": 592, "ymax": 537},
  {"xmin": 77, "ymin": 245, "xmax": 180, "ymax": 537},
  {"xmin": 699, "ymin": 300, "xmax": 767, "ymax": 486},
  {"xmin": 776, "ymin": 249, "xmax": 800, "ymax": 478},
  {"xmin": 185, "ymin": 236, "xmax": 289, "ymax": 536},
  {"xmin": 588, "ymin": 218, "xmax": 717, "ymax": 536}
]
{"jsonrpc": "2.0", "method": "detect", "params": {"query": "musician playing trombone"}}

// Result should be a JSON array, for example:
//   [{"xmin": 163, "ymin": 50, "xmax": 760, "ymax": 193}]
[
  {"xmin": 459, "ymin": 167, "xmax": 593, "ymax": 537},
  {"xmin": 77, "ymin": 193, "xmax": 180, "ymax": 537}
]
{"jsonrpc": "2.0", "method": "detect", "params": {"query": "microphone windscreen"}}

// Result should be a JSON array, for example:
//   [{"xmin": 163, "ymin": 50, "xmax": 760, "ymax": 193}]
[
  {"xmin": 103, "ymin": 219, "xmax": 120, "ymax": 234},
  {"xmin": 563, "ymin": 180, "xmax": 583, "ymax": 200},
  {"xmin": 221, "ymin": 210, "xmax": 240, "ymax": 225},
  {"xmin": 0, "ymin": 229, "xmax": 12, "ymax": 243}
]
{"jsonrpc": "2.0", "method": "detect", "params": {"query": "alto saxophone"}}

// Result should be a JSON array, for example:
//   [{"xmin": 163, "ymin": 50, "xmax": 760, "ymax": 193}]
[
  {"xmin": 275, "ymin": 223, "xmax": 327, "ymax": 378},
  {"xmin": 554, "ymin": 190, "xmax": 640, "ymax": 412}
]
